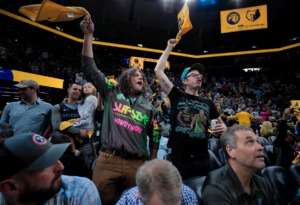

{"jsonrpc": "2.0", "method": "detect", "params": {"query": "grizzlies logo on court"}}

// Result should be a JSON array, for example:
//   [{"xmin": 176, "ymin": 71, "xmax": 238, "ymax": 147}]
[
  {"xmin": 246, "ymin": 9, "xmax": 260, "ymax": 22},
  {"xmin": 226, "ymin": 12, "xmax": 240, "ymax": 25}
]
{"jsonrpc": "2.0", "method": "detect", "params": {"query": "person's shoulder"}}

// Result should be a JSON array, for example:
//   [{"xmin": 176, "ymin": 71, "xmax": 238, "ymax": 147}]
[
  {"xmin": 116, "ymin": 186, "xmax": 139, "ymax": 205},
  {"xmin": 5, "ymin": 101, "xmax": 21, "ymax": 106},
  {"xmin": 61, "ymin": 175, "xmax": 95, "ymax": 189},
  {"xmin": 205, "ymin": 166, "xmax": 226, "ymax": 185},
  {"xmin": 182, "ymin": 184, "xmax": 195, "ymax": 194},
  {"xmin": 86, "ymin": 95, "xmax": 98, "ymax": 101},
  {"xmin": 169, "ymin": 86, "xmax": 183, "ymax": 97},
  {"xmin": 181, "ymin": 184, "xmax": 199, "ymax": 204},
  {"xmin": 252, "ymin": 174, "xmax": 270, "ymax": 187},
  {"xmin": 52, "ymin": 103, "xmax": 61, "ymax": 110},
  {"xmin": 38, "ymin": 99, "xmax": 53, "ymax": 108}
]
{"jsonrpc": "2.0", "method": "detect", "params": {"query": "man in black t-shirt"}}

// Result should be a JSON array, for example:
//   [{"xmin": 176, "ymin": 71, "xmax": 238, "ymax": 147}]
[{"xmin": 154, "ymin": 39, "xmax": 227, "ymax": 179}]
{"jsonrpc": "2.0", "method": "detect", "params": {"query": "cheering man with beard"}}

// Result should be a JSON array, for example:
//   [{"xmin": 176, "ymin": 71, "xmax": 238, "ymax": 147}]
[
  {"xmin": 0, "ymin": 133, "xmax": 101, "ymax": 205},
  {"xmin": 80, "ymin": 15, "xmax": 160, "ymax": 205}
]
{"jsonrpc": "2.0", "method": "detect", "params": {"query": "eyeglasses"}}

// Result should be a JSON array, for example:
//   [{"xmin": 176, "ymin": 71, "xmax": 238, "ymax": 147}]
[{"xmin": 185, "ymin": 73, "xmax": 203, "ymax": 79}]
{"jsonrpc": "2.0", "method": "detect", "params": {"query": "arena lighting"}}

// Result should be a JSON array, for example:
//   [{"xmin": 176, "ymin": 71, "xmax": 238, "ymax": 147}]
[
  {"xmin": 2, "ymin": 9, "xmax": 300, "ymax": 59},
  {"xmin": 243, "ymin": 67, "xmax": 262, "ymax": 72},
  {"xmin": 199, "ymin": 0, "xmax": 217, "ymax": 5}
]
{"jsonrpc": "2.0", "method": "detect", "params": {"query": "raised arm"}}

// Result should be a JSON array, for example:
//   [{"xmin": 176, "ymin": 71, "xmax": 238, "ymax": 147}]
[
  {"xmin": 80, "ymin": 15, "xmax": 94, "ymax": 58},
  {"xmin": 154, "ymin": 39, "xmax": 177, "ymax": 95},
  {"xmin": 80, "ymin": 15, "xmax": 107, "ymax": 97}
]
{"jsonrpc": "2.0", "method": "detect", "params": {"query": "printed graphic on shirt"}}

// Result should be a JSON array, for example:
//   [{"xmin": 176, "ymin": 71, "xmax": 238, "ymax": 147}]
[
  {"xmin": 152, "ymin": 118, "xmax": 160, "ymax": 143},
  {"xmin": 112, "ymin": 102, "xmax": 149, "ymax": 134},
  {"xmin": 114, "ymin": 93, "xmax": 160, "ymax": 142},
  {"xmin": 176, "ymin": 97, "xmax": 209, "ymax": 139}
]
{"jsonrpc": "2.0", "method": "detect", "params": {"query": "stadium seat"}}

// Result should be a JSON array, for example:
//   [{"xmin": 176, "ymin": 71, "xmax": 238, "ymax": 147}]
[
  {"xmin": 163, "ymin": 152, "xmax": 171, "ymax": 161},
  {"xmin": 207, "ymin": 138, "xmax": 221, "ymax": 157},
  {"xmin": 290, "ymin": 163, "xmax": 300, "ymax": 186},
  {"xmin": 183, "ymin": 176, "xmax": 206, "ymax": 204},
  {"xmin": 263, "ymin": 145, "xmax": 276, "ymax": 166},
  {"xmin": 208, "ymin": 150, "xmax": 222, "ymax": 170},
  {"xmin": 260, "ymin": 166, "xmax": 298, "ymax": 205},
  {"xmin": 218, "ymin": 148, "xmax": 226, "ymax": 165},
  {"xmin": 268, "ymin": 136, "xmax": 276, "ymax": 145},
  {"xmin": 259, "ymin": 137, "xmax": 271, "ymax": 146},
  {"xmin": 88, "ymin": 157, "xmax": 98, "ymax": 179}
]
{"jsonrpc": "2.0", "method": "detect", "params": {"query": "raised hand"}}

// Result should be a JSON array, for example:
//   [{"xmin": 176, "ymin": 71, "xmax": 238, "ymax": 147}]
[
  {"xmin": 168, "ymin": 39, "xmax": 177, "ymax": 49},
  {"xmin": 80, "ymin": 15, "xmax": 94, "ymax": 34}
]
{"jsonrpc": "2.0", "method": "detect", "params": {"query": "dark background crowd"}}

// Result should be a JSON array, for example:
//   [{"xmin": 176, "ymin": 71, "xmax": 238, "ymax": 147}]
[{"xmin": 1, "ymin": 6, "xmax": 300, "ymax": 205}]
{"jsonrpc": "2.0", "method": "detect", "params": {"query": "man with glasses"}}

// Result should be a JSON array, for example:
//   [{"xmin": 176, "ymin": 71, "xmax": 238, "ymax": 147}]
[
  {"xmin": 154, "ymin": 39, "xmax": 227, "ymax": 179},
  {"xmin": 0, "ymin": 78, "xmax": 52, "ymax": 137}
]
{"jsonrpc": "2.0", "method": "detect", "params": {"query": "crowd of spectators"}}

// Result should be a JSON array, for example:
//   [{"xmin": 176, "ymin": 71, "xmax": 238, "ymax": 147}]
[
  {"xmin": 1, "ymin": 20, "xmax": 300, "ymax": 133},
  {"xmin": 1, "ymin": 16, "xmax": 300, "ymax": 205}
]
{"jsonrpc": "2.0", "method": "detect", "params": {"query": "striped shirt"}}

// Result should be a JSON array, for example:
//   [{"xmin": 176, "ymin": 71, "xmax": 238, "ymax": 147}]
[
  {"xmin": 116, "ymin": 184, "xmax": 198, "ymax": 205},
  {"xmin": 0, "ymin": 175, "xmax": 101, "ymax": 205}
]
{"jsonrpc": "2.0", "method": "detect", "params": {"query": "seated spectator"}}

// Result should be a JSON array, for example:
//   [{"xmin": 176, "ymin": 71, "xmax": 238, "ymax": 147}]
[
  {"xmin": 117, "ymin": 159, "xmax": 198, "ymax": 205},
  {"xmin": 202, "ymin": 125, "xmax": 277, "ymax": 204},
  {"xmin": 0, "ymin": 122, "xmax": 14, "ymax": 143},
  {"xmin": 0, "ymin": 133, "xmax": 101, "ymax": 204},
  {"xmin": 260, "ymin": 121, "xmax": 274, "ymax": 138}
]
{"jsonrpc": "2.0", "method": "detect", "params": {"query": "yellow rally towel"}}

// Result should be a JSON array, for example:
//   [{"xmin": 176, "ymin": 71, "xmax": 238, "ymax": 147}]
[
  {"xmin": 19, "ymin": 0, "xmax": 90, "ymax": 22},
  {"xmin": 176, "ymin": 1, "xmax": 193, "ymax": 42},
  {"xmin": 60, "ymin": 119, "xmax": 94, "ymax": 139},
  {"xmin": 59, "ymin": 119, "xmax": 76, "ymax": 131}
]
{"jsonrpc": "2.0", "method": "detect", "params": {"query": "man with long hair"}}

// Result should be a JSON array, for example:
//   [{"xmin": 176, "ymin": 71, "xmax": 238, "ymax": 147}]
[{"xmin": 80, "ymin": 15, "xmax": 160, "ymax": 205}]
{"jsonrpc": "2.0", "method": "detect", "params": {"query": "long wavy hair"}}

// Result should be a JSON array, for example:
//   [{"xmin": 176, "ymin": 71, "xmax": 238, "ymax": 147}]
[{"xmin": 118, "ymin": 68, "xmax": 148, "ymax": 96}]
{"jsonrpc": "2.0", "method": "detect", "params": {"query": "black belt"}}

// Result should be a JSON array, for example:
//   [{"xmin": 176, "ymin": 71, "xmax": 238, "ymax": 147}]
[
  {"xmin": 100, "ymin": 148, "xmax": 145, "ymax": 160},
  {"xmin": 171, "ymin": 151, "xmax": 207, "ymax": 160}
]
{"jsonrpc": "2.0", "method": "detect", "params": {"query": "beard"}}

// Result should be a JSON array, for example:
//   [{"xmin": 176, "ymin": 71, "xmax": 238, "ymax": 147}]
[{"xmin": 18, "ymin": 173, "xmax": 62, "ymax": 203}]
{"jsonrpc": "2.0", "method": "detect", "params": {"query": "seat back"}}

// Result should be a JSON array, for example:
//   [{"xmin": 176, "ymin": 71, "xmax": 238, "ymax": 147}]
[
  {"xmin": 268, "ymin": 136, "xmax": 276, "ymax": 145},
  {"xmin": 218, "ymin": 148, "xmax": 227, "ymax": 165},
  {"xmin": 88, "ymin": 157, "xmax": 98, "ymax": 179},
  {"xmin": 183, "ymin": 176, "xmax": 206, "ymax": 204},
  {"xmin": 259, "ymin": 137, "xmax": 271, "ymax": 146},
  {"xmin": 290, "ymin": 163, "xmax": 300, "ymax": 186},
  {"xmin": 208, "ymin": 150, "xmax": 222, "ymax": 171},
  {"xmin": 163, "ymin": 152, "xmax": 171, "ymax": 161},
  {"xmin": 260, "ymin": 166, "xmax": 298, "ymax": 205},
  {"xmin": 263, "ymin": 145, "xmax": 276, "ymax": 166},
  {"xmin": 207, "ymin": 138, "xmax": 221, "ymax": 157}
]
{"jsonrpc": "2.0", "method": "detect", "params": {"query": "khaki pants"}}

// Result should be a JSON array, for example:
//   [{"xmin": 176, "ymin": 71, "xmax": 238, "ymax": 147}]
[{"xmin": 92, "ymin": 151, "xmax": 144, "ymax": 205}]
